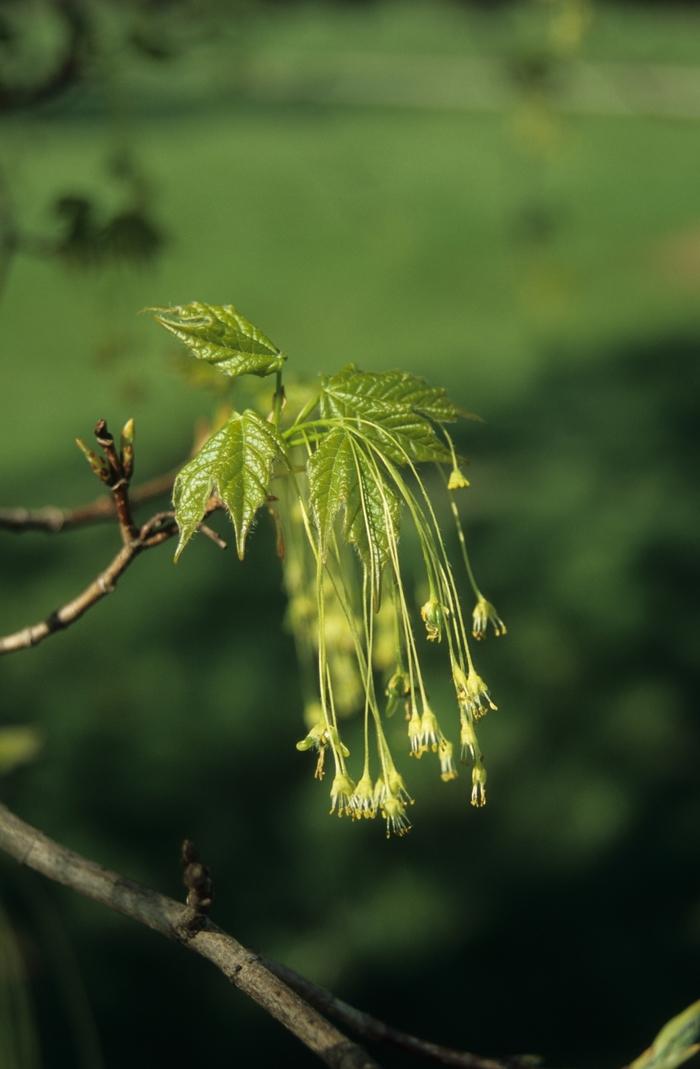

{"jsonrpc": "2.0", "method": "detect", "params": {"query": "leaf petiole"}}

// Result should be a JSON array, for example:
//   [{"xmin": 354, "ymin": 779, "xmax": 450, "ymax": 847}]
[
  {"xmin": 286, "ymin": 392, "xmax": 322, "ymax": 433},
  {"xmin": 282, "ymin": 417, "xmax": 337, "ymax": 441},
  {"xmin": 273, "ymin": 370, "xmax": 284, "ymax": 428}
]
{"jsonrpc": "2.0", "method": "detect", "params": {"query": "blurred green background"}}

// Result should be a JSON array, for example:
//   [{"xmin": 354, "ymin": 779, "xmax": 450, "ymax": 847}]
[{"xmin": 1, "ymin": 2, "xmax": 699, "ymax": 1067}]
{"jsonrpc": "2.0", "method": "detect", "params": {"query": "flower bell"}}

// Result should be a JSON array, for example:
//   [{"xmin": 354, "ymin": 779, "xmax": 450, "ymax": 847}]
[{"xmin": 472, "ymin": 595, "xmax": 507, "ymax": 640}]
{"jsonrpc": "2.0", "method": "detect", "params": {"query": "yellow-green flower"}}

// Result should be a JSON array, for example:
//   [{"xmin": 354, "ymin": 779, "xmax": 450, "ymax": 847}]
[
  {"xmin": 330, "ymin": 772, "xmax": 355, "ymax": 817},
  {"xmin": 385, "ymin": 666, "xmax": 411, "ymax": 717},
  {"xmin": 350, "ymin": 771, "xmax": 376, "ymax": 820},
  {"xmin": 470, "ymin": 761, "xmax": 487, "ymax": 808},
  {"xmin": 447, "ymin": 466, "xmax": 470, "ymax": 490},
  {"xmin": 297, "ymin": 721, "xmax": 351, "ymax": 781},
  {"xmin": 385, "ymin": 768, "xmax": 413, "ymax": 807},
  {"xmin": 407, "ymin": 709, "xmax": 424, "ymax": 757},
  {"xmin": 453, "ymin": 663, "xmax": 497, "ymax": 721},
  {"xmin": 472, "ymin": 595, "xmax": 507, "ymax": 640},
  {"xmin": 381, "ymin": 795, "xmax": 412, "ymax": 838},
  {"xmin": 296, "ymin": 722, "xmax": 329, "ymax": 779},
  {"xmin": 459, "ymin": 711, "xmax": 478, "ymax": 762},
  {"xmin": 420, "ymin": 596, "xmax": 447, "ymax": 642},
  {"xmin": 419, "ymin": 705, "xmax": 442, "ymax": 753},
  {"xmin": 438, "ymin": 739, "xmax": 457, "ymax": 782}
]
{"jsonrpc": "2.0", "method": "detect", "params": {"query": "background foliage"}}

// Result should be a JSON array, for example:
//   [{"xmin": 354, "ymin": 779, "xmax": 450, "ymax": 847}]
[{"xmin": 1, "ymin": 2, "xmax": 699, "ymax": 1067}]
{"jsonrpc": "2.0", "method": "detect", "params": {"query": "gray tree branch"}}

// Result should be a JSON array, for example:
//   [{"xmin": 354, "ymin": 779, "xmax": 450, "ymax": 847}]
[
  {"xmin": 0, "ymin": 416, "xmax": 217, "ymax": 656},
  {"xmin": 0, "ymin": 510, "xmax": 183, "ymax": 655},
  {"xmin": 0, "ymin": 801, "xmax": 380, "ymax": 1069}
]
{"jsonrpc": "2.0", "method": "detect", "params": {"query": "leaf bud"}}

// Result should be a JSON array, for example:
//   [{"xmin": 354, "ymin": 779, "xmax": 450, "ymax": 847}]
[
  {"xmin": 120, "ymin": 418, "xmax": 136, "ymax": 479},
  {"xmin": 75, "ymin": 438, "xmax": 110, "ymax": 483}
]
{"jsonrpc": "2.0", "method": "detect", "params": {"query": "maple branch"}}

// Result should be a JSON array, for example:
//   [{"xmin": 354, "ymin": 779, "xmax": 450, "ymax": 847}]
[
  {"xmin": 0, "ymin": 802, "xmax": 379, "ymax": 1069},
  {"xmin": 0, "ymin": 419, "xmax": 209, "ymax": 656},
  {"xmin": 0, "ymin": 511, "xmax": 182, "ymax": 655},
  {"xmin": 0, "ymin": 415, "xmax": 224, "ymax": 657},
  {"xmin": 0, "ymin": 470, "xmax": 176, "ymax": 534}
]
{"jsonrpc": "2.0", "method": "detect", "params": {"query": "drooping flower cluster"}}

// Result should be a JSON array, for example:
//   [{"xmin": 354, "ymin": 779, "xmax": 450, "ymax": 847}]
[{"xmin": 282, "ymin": 375, "xmax": 507, "ymax": 838}]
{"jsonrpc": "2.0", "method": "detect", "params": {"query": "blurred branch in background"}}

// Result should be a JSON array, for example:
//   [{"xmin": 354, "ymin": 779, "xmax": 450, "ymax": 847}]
[
  {"xmin": 0, "ymin": 895, "xmax": 41, "ymax": 1069},
  {"xmin": 0, "ymin": 469, "xmax": 175, "ymax": 534},
  {"xmin": 0, "ymin": 0, "xmax": 221, "ymax": 113},
  {"xmin": 3, "ymin": 868, "xmax": 107, "ymax": 1069},
  {"xmin": 0, "ymin": 149, "xmax": 166, "ymax": 303},
  {"xmin": 0, "ymin": 0, "xmax": 181, "ymax": 297},
  {"xmin": 0, "ymin": 0, "xmax": 88, "ymax": 112}
]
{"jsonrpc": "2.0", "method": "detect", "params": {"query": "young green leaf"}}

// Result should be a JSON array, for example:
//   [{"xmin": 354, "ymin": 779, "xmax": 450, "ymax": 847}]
[
  {"xmin": 323, "ymin": 367, "xmax": 461, "ymax": 423},
  {"xmin": 306, "ymin": 427, "xmax": 400, "ymax": 585},
  {"xmin": 320, "ymin": 367, "xmax": 454, "ymax": 464},
  {"xmin": 151, "ymin": 302, "xmax": 285, "ymax": 380},
  {"xmin": 344, "ymin": 439, "xmax": 400, "ymax": 581},
  {"xmin": 173, "ymin": 409, "xmax": 284, "ymax": 561},
  {"xmin": 628, "ymin": 1002, "xmax": 700, "ymax": 1069},
  {"xmin": 307, "ymin": 428, "xmax": 355, "ymax": 559}
]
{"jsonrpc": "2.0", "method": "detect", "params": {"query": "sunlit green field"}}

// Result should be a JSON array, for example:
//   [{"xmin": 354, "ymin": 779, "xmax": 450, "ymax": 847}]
[{"xmin": 1, "ymin": 4, "xmax": 699, "ymax": 1068}]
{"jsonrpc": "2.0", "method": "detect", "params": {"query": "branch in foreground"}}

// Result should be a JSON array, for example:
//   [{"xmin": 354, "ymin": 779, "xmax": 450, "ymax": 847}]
[
  {"xmin": 0, "ymin": 470, "xmax": 176, "ymax": 534},
  {"xmin": 0, "ymin": 801, "xmax": 379, "ymax": 1069}
]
